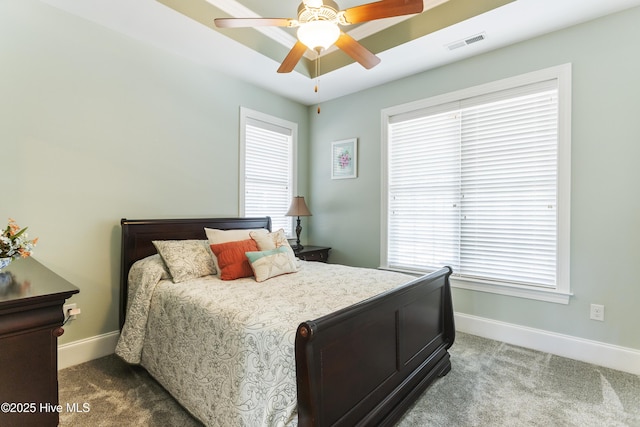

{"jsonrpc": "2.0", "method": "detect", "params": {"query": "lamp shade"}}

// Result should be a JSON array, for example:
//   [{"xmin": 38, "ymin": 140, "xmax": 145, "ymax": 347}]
[{"xmin": 286, "ymin": 196, "xmax": 312, "ymax": 217}]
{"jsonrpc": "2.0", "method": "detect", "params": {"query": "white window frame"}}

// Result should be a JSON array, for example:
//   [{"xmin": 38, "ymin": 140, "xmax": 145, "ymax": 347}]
[
  {"xmin": 239, "ymin": 107, "xmax": 298, "ymax": 237},
  {"xmin": 381, "ymin": 64, "xmax": 572, "ymax": 304}
]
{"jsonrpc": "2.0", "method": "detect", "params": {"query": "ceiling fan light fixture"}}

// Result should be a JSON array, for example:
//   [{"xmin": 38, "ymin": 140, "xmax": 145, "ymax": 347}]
[
  {"xmin": 216, "ymin": 0, "xmax": 418, "ymax": 73},
  {"xmin": 297, "ymin": 20, "xmax": 340, "ymax": 51}
]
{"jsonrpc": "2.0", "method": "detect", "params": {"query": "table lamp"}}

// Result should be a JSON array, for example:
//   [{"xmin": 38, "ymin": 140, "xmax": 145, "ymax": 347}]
[{"xmin": 286, "ymin": 196, "xmax": 312, "ymax": 251}]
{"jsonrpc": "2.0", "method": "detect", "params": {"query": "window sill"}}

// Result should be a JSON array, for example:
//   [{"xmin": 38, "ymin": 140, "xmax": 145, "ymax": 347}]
[
  {"xmin": 379, "ymin": 266, "xmax": 572, "ymax": 304},
  {"xmin": 451, "ymin": 278, "xmax": 572, "ymax": 304}
]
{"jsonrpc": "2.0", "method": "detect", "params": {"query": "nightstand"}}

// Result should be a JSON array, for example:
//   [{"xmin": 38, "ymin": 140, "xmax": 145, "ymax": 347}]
[
  {"xmin": 0, "ymin": 257, "xmax": 79, "ymax": 427},
  {"xmin": 294, "ymin": 246, "xmax": 331, "ymax": 263}
]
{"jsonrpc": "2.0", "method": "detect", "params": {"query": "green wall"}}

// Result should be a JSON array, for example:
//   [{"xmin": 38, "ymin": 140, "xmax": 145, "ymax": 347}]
[
  {"xmin": 2, "ymin": 0, "xmax": 638, "ymax": 355},
  {"xmin": 0, "ymin": 0, "xmax": 309, "ymax": 344},
  {"xmin": 307, "ymin": 7, "xmax": 640, "ymax": 350}
]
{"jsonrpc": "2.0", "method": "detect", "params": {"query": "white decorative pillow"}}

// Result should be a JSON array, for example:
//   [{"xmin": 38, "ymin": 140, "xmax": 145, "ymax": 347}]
[
  {"xmin": 245, "ymin": 246, "xmax": 299, "ymax": 282},
  {"xmin": 152, "ymin": 240, "xmax": 216, "ymax": 283},
  {"xmin": 250, "ymin": 228, "xmax": 292, "ymax": 251},
  {"xmin": 205, "ymin": 228, "xmax": 268, "ymax": 276},
  {"xmin": 250, "ymin": 228, "xmax": 299, "ymax": 268}
]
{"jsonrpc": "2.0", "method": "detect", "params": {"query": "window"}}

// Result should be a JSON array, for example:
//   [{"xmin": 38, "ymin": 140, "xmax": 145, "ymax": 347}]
[
  {"xmin": 240, "ymin": 107, "xmax": 297, "ymax": 236},
  {"xmin": 381, "ymin": 64, "xmax": 571, "ymax": 303}
]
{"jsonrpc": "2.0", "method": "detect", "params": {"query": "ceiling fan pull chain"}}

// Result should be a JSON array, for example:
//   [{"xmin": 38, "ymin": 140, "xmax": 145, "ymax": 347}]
[{"xmin": 315, "ymin": 50, "xmax": 321, "ymax": 114}]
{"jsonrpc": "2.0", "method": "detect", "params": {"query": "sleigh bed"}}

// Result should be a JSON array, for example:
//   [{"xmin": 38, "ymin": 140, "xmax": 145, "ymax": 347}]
[{"xmin": 116, "ymin": 217, "xmax": 454, "ymax": 426}]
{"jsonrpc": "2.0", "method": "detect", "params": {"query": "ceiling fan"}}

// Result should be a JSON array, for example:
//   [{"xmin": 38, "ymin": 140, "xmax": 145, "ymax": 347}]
[{"xmin": 214, "ymin": 0, "xmax": 424, "ymax": 73}]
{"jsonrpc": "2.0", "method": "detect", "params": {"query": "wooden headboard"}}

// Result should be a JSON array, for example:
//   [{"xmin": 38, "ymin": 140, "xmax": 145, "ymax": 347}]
[{"xmin": 119, "ymin": 216, "xmax": 272, "ymax": 329}]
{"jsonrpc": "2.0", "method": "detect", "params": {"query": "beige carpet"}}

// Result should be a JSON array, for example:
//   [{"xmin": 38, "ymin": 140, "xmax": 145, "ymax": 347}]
[{"xmin": 58, "ymin": 333, "xmax": 640, "ymax": 426}]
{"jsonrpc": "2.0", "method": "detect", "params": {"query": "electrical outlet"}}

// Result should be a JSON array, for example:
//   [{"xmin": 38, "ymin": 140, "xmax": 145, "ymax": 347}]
[
  {"xmin": 63, "ymin": 303, "xmax": 79, "ymax": 321},
  {"xmin": 590, "ymin": 304, "xmax": 604, "ymax": 321}
]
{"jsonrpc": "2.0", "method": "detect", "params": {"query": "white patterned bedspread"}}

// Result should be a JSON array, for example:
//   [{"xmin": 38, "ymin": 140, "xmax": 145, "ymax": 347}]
[{"xmin": 116, "ymin": 257, "xmax": 415, "ymax": 427}]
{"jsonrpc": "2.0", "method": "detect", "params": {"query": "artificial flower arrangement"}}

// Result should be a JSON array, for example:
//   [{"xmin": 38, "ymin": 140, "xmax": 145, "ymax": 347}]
[{"xmin": 0, "ymin": 218, "xmax": 38, "ymax": 260}]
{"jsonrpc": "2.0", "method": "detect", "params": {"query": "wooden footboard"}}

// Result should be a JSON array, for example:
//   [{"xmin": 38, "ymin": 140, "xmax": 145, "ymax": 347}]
[{"xmin": 295, "ymin": 267, "xmax": 454, "ymax": 427}]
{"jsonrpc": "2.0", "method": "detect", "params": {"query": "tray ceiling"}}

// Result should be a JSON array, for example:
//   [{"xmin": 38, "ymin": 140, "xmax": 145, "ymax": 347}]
[{"xmin": 40, "ymin": 0, "xmax": 640, "ymax": 105}]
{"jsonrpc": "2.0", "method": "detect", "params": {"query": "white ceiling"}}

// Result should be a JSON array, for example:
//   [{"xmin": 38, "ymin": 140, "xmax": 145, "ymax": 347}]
[{"xmin": 40, "ymin": 0, "xmax": 640, "ymax": 105}]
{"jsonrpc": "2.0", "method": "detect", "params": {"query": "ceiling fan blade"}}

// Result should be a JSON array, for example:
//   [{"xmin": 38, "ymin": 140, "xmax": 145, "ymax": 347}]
[
  {"xmin": 277, "ymin": 41, "xmax": 308, "ymax": 73},
  {"xmin": 342, "ymin": 0, "xmax": 424, "ymax": 24},
  {"xmin": 214, "ymin": 17, "xmax": 295, "ymax": 28},
  {"xmin": 334, "ymin": 32, "xmax": 381, "ymax": 69}
]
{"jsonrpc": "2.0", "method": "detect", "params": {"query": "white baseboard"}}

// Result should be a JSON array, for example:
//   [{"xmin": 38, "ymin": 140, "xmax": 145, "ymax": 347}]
[
  {"xmin": 58, "ymin": 331, "xmax": 120, "ymax": 370},
  {"xmin": 455, "ymin": 312, "xmax": 640, "ymax": 375}
]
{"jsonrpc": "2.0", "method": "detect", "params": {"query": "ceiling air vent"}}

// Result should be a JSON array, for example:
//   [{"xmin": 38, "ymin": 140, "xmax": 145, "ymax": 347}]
[{"xmin": 446, "ymin": 32, "xmax": 486, "ymax": 51}]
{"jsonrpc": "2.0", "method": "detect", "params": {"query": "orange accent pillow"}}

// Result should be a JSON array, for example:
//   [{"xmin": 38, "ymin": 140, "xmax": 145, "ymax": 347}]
[{"xmin": 209, "ymin": 239, "xmax": 258, "ymax": 280}]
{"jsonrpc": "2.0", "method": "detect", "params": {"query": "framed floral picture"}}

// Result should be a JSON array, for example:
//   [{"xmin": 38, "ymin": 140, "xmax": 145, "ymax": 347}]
[{"xmin": 331, "ymin": 138, "xmax": 358, "ymax": 179}]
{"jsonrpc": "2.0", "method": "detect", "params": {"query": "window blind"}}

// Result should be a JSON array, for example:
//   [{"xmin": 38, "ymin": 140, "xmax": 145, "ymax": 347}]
[
  {"xmin": 387, "ymin": 84, "xmax": 559, "ymax": 289},
  {"xmin": 243, "ymin": 119, "xmax": 293, "ymax": 236}
]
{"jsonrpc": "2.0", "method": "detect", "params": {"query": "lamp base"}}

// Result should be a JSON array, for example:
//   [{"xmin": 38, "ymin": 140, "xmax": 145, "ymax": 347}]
[{"xmin": 293, "ymin": 216, "xmax": 304, "ymax": 253}]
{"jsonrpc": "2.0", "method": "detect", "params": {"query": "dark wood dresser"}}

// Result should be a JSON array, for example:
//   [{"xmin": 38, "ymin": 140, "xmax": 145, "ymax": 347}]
[
  {"xmin": 294, "ymin": 245, "xmax": 331, "ymax": 263},
  {"xmin": 0, "ymin": 257, "xmax": 79, "ymax": 427}
]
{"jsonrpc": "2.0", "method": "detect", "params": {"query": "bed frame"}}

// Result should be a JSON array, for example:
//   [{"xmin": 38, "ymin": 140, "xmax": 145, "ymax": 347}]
[{"xmin": 120, "ymin": 217, "xmax": 455, "ymax": 427}]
